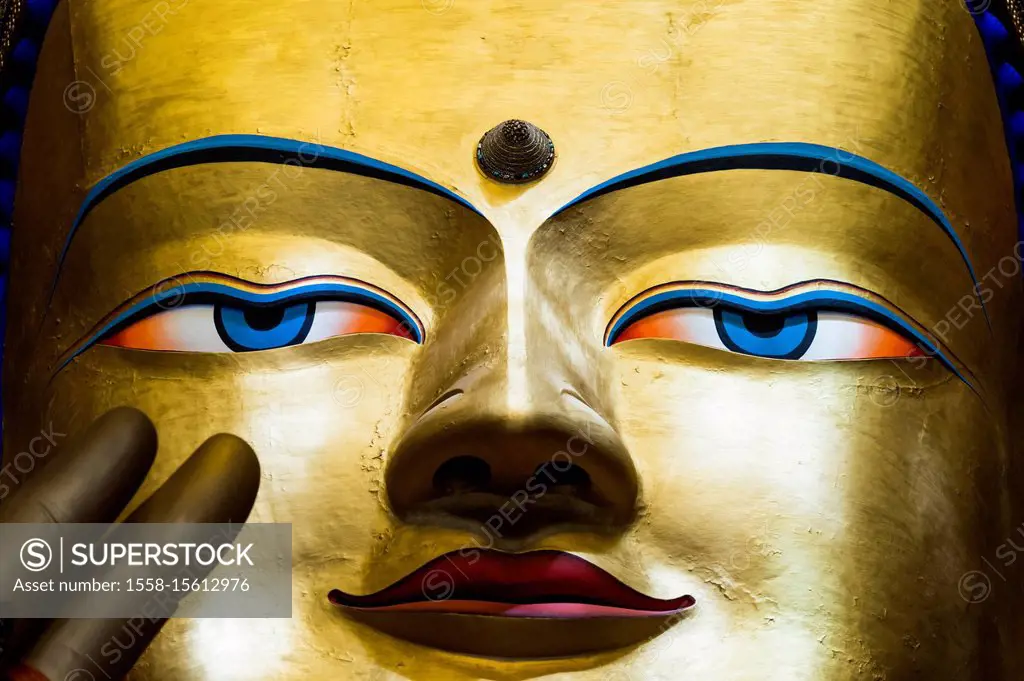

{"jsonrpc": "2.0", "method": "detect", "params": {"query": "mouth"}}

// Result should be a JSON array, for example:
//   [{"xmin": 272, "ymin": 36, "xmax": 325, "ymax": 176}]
[{"xmin": 328, "ymin": 550, "xmax": 695, "ymax": 658}]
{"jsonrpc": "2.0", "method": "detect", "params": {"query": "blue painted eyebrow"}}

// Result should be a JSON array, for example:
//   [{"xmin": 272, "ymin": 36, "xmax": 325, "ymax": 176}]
[
  {"xmin": 49, "ymin": 134, "xmax": 480, "ymax": 301},
  {"xmin": 555, "ymin": 142, "xmax": 988, "ymax": 324},
  {"xmin": 606, "ymin": 286, "xmax": 975, "ymax": 390}
]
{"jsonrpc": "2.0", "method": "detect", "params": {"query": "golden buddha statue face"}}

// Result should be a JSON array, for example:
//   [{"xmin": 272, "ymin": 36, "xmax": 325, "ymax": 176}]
[{"xmin": 2, "ymin": 0, "xmax": 1023, "ymax": 679}]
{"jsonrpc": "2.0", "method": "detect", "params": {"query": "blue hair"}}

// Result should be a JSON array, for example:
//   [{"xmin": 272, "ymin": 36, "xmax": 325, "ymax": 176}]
[
  {"xmin": 0, "ymin": 1, "xmax": 1019, "ymax": 451},
  {"xmin": 0, "ymin": 0, "xmax": 60, "ymax": 450},
  {"xmin": 972, "ymin": 5, "xmax": 1024, "ymax": 242}
]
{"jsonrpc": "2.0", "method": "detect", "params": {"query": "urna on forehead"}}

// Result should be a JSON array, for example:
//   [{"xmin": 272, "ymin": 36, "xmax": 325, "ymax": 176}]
[{"xmin": 14, "ymin": 0, "xmax": 1012, "ymax": 219}]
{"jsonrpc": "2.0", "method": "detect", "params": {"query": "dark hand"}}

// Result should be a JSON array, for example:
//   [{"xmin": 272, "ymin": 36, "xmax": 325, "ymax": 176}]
[{"xmin": 0, "ymin": 408, "xmax": 260, "ymax": 681}]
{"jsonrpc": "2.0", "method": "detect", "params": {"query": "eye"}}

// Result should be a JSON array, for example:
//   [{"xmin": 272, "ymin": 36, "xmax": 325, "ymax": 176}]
[
  {"xmin": 607, "ymin": 287, "xmax": 926, "ymax": 362},
  {"xmin": 92, "ymin": 277, "xmax": 421, "ymax": 353}
]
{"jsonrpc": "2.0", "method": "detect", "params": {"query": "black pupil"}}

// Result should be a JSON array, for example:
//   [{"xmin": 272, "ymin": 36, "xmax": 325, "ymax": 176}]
[
  {"xmin": 741, "ymin": 312, "xmax": 788, "ymax": 338},
  {"xmin": 242, "ymin": 305, "xmax": 287, "ymax": 331}
]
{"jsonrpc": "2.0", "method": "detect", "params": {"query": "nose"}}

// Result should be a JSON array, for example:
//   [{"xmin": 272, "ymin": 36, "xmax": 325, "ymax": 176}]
[{"xmin": 384, "ymin": 260, "xmax": 638, "ymax": 534}]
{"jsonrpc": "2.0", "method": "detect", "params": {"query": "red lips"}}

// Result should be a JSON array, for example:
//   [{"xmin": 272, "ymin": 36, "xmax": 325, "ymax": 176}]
[{"xmin": 329, "ymin": 550, "xmax": 695, "ymax": 619}]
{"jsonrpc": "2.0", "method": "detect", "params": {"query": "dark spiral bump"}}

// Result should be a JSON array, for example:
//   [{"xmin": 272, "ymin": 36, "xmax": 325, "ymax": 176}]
[{"xmin": 476, "ymin": 119, "xmax": 555, "ymax": 184}]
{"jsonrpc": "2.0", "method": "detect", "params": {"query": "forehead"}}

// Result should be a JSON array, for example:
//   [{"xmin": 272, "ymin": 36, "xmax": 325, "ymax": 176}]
[{"xmin": 53, "ymin": 0, "xmax": 1005, "ymax": 229}]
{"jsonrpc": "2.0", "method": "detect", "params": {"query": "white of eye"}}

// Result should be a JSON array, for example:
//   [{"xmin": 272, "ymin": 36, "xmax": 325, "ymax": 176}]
[
  {"xmin": 799, "ymin": 312, "xmax": 884, "ymax": 360},
  {"xmin": 665, "ymin": 307, "xmax": 729, "ymax": 351},
  {"xmin": 303, "ymin": 301, "xmax": 368, "ymax": 344},
  {"xmin": 149, "ymin": 304, "xmax": 232, "ymax": 353}
]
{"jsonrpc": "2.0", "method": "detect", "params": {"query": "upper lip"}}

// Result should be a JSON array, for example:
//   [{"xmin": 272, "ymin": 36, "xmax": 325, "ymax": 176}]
[{"xmin": 329, "ymin": 549, "xmax": 694, "ymax": 616}]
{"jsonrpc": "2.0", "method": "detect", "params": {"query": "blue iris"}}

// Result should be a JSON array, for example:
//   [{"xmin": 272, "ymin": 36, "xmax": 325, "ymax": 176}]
[
  {"xmin": 214, "ymin": 302, "xmax": 315, "ymax": 352},
  {"xmin": 714, "ymin": 308, "xmax": 817, "ymax": 359}
]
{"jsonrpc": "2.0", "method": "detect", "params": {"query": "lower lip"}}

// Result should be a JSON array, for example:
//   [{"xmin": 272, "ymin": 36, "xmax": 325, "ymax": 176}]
[
  {"xmin": 334, "ymin": 597, "xmax": 694, "ymax": 619},
  {"xmin": 332, "ymin": 602, "xmax": 696, "ymax": 658}
]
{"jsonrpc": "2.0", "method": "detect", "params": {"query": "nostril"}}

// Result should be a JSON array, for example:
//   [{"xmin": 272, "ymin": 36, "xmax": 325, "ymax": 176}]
[
  {"xmin": 536, "ymin": 462, "xmax": 592, "ymax": 490},
  {"xmin": 433, "ymin": 456, "xmax": 491, "ymax": 495}
]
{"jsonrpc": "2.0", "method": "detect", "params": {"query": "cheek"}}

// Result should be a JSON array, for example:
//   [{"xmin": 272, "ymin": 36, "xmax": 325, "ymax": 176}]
[
  {"xmin": 36, "ymin": 344, "xmax": 418, "ymax": 681},
  {"xmin": 612, "ymin": 345, "xmax": 996, "ymax": 631},
  {"xmin": 40, "ymin": 341, "xmax": 414, "ymax": 552}
]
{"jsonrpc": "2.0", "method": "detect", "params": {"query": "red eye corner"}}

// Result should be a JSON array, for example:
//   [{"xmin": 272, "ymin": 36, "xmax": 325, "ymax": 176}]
[{"xmin": 337, "ymin": 304, "xmax": 417, "ymax": 340}]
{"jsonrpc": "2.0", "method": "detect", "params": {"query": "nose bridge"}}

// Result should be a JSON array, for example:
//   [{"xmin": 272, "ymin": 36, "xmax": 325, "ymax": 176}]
[
  {"xmin": 386, "ymin": 225, "xmax": 639, "ymax": 527},
  {"xmin": 502, "ymin": 228, "xmax": 573, "ymax": 414},
  {"xmin": 504, "ymin": 223, "xmax": 614, "ymax": 422},
  {"xmin": 407, "ymin": 225, "xmax": 580, "ymax": 420},
  {"xmin": 504, "ymin": 228, "xmax": 533, "ymax": 413}
]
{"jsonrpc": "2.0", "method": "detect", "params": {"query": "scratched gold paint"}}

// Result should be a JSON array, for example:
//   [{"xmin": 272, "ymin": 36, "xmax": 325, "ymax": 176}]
[{"xmin": 3, "ymin": 1, "xmax": 1022, "ymax": 680}]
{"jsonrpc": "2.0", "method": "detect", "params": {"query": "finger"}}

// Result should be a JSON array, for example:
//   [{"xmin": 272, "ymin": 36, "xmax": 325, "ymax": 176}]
[
  {"xmin": 0, "ymin": 407, "xmax": 157, "ymax": 524},
  {"xmin": 0, "ymin": 408, "xmax": 157, "ymax": 671},
  {"xmin": 17, "ymin": 434, "xmax": 261, "ymax": 681},
  {"xmin": 126, "ymin": 433, "xmax": 261, "ymax": 524}
]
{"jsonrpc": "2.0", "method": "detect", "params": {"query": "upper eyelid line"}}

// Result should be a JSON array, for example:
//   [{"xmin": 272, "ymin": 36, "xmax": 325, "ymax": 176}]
[
  {"xmin": 607, "ymin": 279, "xmax": 976, "ymax": 343},
  {"xmin": 605, "ymin": 280, "xmax": 977, "ymax": 389},
  {"xmin": 606, "ymin": 281, "xmax": 940, "ymax": 347}
]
